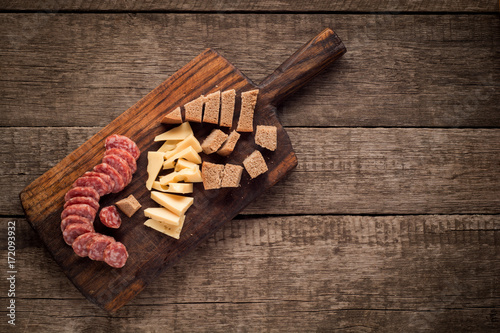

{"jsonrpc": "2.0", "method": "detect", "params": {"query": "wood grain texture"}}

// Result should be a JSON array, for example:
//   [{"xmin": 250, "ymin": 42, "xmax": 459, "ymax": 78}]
[
  {"xmin": 4, "ymin": 127, "xmax": 500, "ymax": 216},
  {"xmin": 17, "ymin": 26, "xmax": 347, "ymax": 310},
  {"xmin": 0, "ymin": 0, "xmax": 497, "ymax": 12},
  {"xmin": 1, "ymin": 216, "xmax": 498, "ymax": 332},
  {"xmin": 1, "ymin": 14, "xmax": 498, "ymax": 127}
]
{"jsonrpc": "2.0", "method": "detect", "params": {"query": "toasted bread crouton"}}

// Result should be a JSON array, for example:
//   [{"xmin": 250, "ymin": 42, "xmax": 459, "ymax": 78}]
[
  {"xmin": 221, "ymin": 164, "xmax": 243, "ymax": 188},
  {"xmin": 201, "ymin": 129, "xmax": 228, "ymax": 155},
  {"xmin": 161, "ymin": 107, "xmax": 183, "ymax": 124},
  {"xmin": 217, "ymin": 130, "xmax": 240, "ymax": 157},
  {"xmin": 115, "ymin": 194, "xmax": 142, "ymax": 217},
  {"xmin": 219, "ymin": 89, "xmax": 236, "ymax": 127},
  {"xmin": 255, "ymin": 125, "xmax": 277, "ymax": 151},
  {"xmin": 242, "ymin": 150, "xmax": 268, "ymax": 179},
  {"xmin": 203, "ymin": 91, "xmax": 221, "ymax": 124},
  {"xmin": 201, "ymin": 161, "xmax": 224, "ymax": 190},
  {"xmin": 236, "ymin": 89, "xmax": 259, "ymax": 132},
  {"xmin": 184, "ymin": 95, "xmax": 205, "ymax": 123}
]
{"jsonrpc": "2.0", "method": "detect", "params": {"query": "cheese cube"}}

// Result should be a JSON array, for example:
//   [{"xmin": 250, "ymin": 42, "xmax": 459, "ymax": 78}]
[
  {"xmin": 154, "ymin": 122, "xmax": 193, "ymax": 141},
  {"xmin": 158, "ymin": 140, "xmax": 181, "ymax": 153},
  {"xmin": 175, "ymin": 158, "xmax": 199, "ymax": 172},
  {"xmin": 163, "ymin": 146, "xmax": 202, "ymax": 169},
  {"xmin": 158, "ymin": 166, "xmax": 200, "ymax": 185},
  {"xmin": 151, "ymin": 191, "xmax": 193, "ymax": 216},
  {"xmin": 144, "ymin": 217, "xmax": 185, "ymax": 239},
  {"xmin": 152, "ymin": 181, "xmax": 193, "ymax": 194},
  {"xmin": 144, "ymin": 207, "xmax": 183, "ymax": 226},
  {"xmin": 146, "ymin": 151, "xmax": 165, "ymax": 190},
  {"xmin": 164, "ymin": 134, "xmax": 202, "ymax": 159}
]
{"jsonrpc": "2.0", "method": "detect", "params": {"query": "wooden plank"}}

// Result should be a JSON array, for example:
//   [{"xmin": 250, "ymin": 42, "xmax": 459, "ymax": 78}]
[
  {"xmin": 0, "ymin": 14, "xmax": 498, "ymax": 128},
  {"xmin": 0, "ymin": 0, "xmax": 497, "ymax": 12},
  {"xmin": 3, "ymin": 127, "xmax": 500, "ymax": 216},
  {"xmin": 1, "ymin": 216, "xmax": 498, "ymax": 331}
]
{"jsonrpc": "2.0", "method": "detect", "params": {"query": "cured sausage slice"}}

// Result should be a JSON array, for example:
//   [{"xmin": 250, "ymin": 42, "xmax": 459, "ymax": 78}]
[
  {"xmin": 94, "ymin": 163, "xmax": 125, "ymax": 193},
  {"xmin": 63, "ymin": 222, "xmax": 94, "ymax": 245},
  {"xmin": 61, "ymin": 203, "xmax": 97, "ymax": 222},
  {"xmin": 87, "ymin": 235, "xmax": 115, "ymax": 261},
  {"xmin": 83, "ymin": 171, "xmax": 114, "ymax": 194},
  {"xmin": 64, "ymin": 196, "xmax": 100, "ymax": 212},
  {"xmin": 72, "ymin": 176, "xmax": 109, "ymax": 197},
  {"xmin": 104, "ymin": 148, "xmax": 137, "ymax": 174},
  {"xmin": 102, "ymin": 154, "xmax": 132, "ymax": 185},
  {"xmin": 105, "ymin": 134, "xmax": 140, "ymax": 160},
  {"xmin": 72, "ymin": 232, "xmax": 98, "ymax": 257},
  {"xmin": 103, "ymin": 242, "xmax": 128, "ymax": 268},
  {"xmin": 99, "ymin": 205, "xmax": 122, "ymax": 229},
  {"xmin": 61, "ymin": 214, "xmax": 92, "ymax": 232},
  {"xmin": 64, "ymin": 186, "xmax": 100, "ymax": 202}
]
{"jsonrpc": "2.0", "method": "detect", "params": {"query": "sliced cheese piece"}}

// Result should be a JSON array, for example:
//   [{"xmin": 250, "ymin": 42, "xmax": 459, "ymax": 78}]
[
  {"xmin": 175, "ymin": 158, "xmax": 199, "ymax": 172},
  {"xmin": 163, "ymin": 146, "xmax": 202, "ymax": 169},
  {"xmin": 154, "ymin": 122, "xmax": 193, "ymax": 141},
  {"xmin": 151, "ymin": 191, "xmax": 194, "ymax": 216},
  {"xmin": 164, "ymin": 134, "xmax": 202, "ymax": 159},
  {"xmin": 152, "ymin": 181, "xmax": 193, "ymax": 194},
  {"xmin": 144, "ymin": 217, "xmax": 185, "ymax": 239},
  {"xmin": 159, "ymin": 167, "xmax": 202, "ymax": 185},
  {"xmin": 179, "ymin": 167, "xmax": 202, "ymax": 183},
  {"xmin": 146, "ymin": 151, "xmax": 165, "ymax": 190},
  {"xmin": 158, "ymin": 140, "xmax": 181, "ymax": 152},
  {"xmin": 144, "ymin": 207, "xmax": 182, "ymax": 226}
]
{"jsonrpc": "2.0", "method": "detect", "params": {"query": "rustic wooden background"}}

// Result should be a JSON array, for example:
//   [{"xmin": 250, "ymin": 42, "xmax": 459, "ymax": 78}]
[{"xmin": 1, "ymin": 1, "xmax": 499, "ymax": 332}]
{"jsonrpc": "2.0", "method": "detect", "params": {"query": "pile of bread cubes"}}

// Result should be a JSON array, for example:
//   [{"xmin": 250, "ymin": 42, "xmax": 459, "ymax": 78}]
[
  {"xmin": 144, "ymin": 88, "xmax": 277, "ymax": 239},
  {"xmin": 163, "ymin": 88, "xmax": 277, "ymax": 189}
]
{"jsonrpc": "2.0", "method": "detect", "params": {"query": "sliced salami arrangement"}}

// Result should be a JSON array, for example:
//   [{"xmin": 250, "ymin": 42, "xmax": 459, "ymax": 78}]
[{"xmin": 60, "ymin": 134, "xmax": 139, "ymax": 268}]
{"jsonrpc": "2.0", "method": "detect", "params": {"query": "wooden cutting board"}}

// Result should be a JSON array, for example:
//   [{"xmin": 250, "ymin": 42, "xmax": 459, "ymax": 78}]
[{"xmin": 20, "ymin": 28, "xmax": 346, "ymax": 312}]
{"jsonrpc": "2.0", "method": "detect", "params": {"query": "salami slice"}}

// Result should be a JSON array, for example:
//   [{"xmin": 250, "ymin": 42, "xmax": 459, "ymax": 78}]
[
  {"xmin": 64, "ymin": 186, "xmax": 100, "ymax": 202},
  {"xmin": 61, "ymin": 214, "xmax": 92, "ymax": 232},
  {"xmin": 87, "ymin": 235, "xmax": 115, "ymax": 261},
  {"xmin": 72, "ymin": 176, "xmax": 109, "ymax": 197},
  {"xmin": 105, "ymin": 148, "xmax": 137, "ymax": 174},
  {"xmin": 64, "ymin": 196, "xmax": 100, "ymax": 212},
  {"xmin": 61, "ymin": 203, "xmax": 97, "ymax": 222},
  {"xmin": 102, "ymin": 154, "xmax": 132, "ymax": 185},
  {"xmin": 72, "ymin": 232, "xmax": 98, "ymax": 257},
  {"xmin": 63, "ymin": 222, "xmax": 94, "ymax": 245},
  {"xmin": 83, "ymin": 171, "xmax": 114, "ymax": 194},
  {"xmin": 99, "ymin": 205, "xmax": 122, "ymax": 229},
  {"xmin": 105, "ymin": 134, "xmax": 140, "ymax": 160},
  {"xmin": 94, "ymin": 163, "xmax": 125, "ymax": 193},
  {"xmin": 103, "ymin": 242, "xmax": 128, "ymax": 268}
]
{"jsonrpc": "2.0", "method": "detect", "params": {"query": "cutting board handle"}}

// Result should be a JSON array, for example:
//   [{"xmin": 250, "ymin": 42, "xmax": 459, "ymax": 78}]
[{"xmin": 258, "ymin": 28, "xmax": 346, "ymax": 108}]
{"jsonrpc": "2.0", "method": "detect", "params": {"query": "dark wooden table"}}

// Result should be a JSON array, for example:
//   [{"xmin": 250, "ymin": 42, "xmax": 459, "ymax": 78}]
[{"xmin": 1, "ymin": 1, "xmax": 499, "ymax": 332}]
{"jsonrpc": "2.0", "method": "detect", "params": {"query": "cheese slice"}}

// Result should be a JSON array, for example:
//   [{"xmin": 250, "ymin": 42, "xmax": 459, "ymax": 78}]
[
  {"xmin": 146, "ymin": 151, "xmax": 165, "ymax": 190},
  {"xmin": 158, "ymin": 140, "xmax": 181, "ymax": 152},
  {"xmin": 159, "ymin": 167, "xmax": 202, "ymax": 185},
  {"xmin": 144, "ymin": 207, "xmax": 182, "ymax": 226},
  {"xmin": 163, "ymin": 146, "xmax": 202, "ymax": 169},
  {"xmin": 151, "ymin": 191, "xmax": 193, "ymax": 216},
  {"xmin": 152, "ymin": 181, "xmax": 193, "ymax": 194},
  {"xmin": 175, "ymin": 158, "xmax": 199, "ymax": 172},
  {"xmin": 154, "ymin": 122, "xmax": 193, "ymax": 141},
  {"xmin": 164, "ymin": 134, "xmax": 202, "ymax": 159},
  {"xmin": 144, "ymin": 217, "xmax": 185, "ymax": 239}
]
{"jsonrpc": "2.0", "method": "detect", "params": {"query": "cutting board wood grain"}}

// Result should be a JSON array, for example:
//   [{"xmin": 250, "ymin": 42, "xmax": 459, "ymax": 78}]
[{"xmin": 20, "ymin": 28, "xmax": 346, "ymax": 312}]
